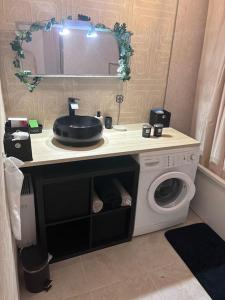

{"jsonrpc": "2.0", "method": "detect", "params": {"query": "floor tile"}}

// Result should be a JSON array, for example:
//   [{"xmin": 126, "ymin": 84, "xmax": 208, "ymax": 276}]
[
  {"xmin": 130, "ymin": 230, "xmax": 180, "ymax": 272},
  {"xmin": 186, "ymin": 209, "xmax": 202, "ymax": 225},
  {"xmin": 81, "ymin": 250, "xmax": 120, "ymax": 291},
  {"xmin": 49, "ymin": 257, "xmax": 89, "ymax": 299},
  {"xmin": 20, "ymin": 210, "xmax": 208, "ymax": 300},
  {"xmin": 50, "ymin": 255, "xmax": 80, "ymax": 272},
  {"xmin": 150, "ymin": 262, "xmax": 211, "ymax": 300},
  {"xmin": 90, "ymin": 273, "xmax": 162, "ymax": 300},
  {"xmin": 64, "ymin": 292, "xmax": 92, "ymax": 300}
]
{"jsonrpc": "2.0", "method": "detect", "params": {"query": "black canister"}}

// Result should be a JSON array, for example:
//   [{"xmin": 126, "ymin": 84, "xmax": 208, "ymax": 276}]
[
  {"xmin": 142, "ymin": 124, "xmax": 151, "ymax": 138},
  {"xmin": 21, "ymin": 246, "xmax": 52, "ymax": 293},
  {"xmin": 153, "ymin": 123, "xmax": 163, "ymax": 137},
  {"xmin": 105, "ymin": 116, "xmax": 112, "ymax": 129}
]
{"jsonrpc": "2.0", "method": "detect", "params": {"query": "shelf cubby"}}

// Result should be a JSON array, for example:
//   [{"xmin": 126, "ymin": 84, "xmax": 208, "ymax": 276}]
[
  {"xmin": 92, "ymin": 207, "xmax": 131, "ymax": 247},
  {"xmin": 46, "ymin": 218, "xmax": 90, "ymax": 261},
  {"xmin": 43, "ymin": 178, "xmax": 91, "ymax": 223},
  {"xmin": 93, "ymin": 172, "xmax": 134, "ymax": 212}
]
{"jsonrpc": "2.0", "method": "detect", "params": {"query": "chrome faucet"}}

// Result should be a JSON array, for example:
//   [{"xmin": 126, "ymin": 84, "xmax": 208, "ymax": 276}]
[{"xmin": 68, "ymin": 97, "xmax": 79, "ymax": 117}]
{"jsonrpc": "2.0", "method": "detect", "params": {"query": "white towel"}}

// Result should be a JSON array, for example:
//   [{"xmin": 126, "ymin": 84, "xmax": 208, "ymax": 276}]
[
  {"xmin": 92, "ymin": 190, "xmax": 103, "ymax": 213},
  {"xmin": 113, "ymin": 179, "xmax": 132, "ymax": 207},
  {"xmin": 4, "ymin": 156, "xmax": 24, "ymax": 240}
]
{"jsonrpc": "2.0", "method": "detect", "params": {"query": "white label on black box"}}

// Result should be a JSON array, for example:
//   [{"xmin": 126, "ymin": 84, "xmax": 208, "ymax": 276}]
[{"xmin": 15, "ymin": 143, "xmax": 22, "ymax": 149}]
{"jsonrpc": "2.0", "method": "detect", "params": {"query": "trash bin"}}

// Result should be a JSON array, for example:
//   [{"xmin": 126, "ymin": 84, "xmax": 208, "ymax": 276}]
[{"xmin": 21, "ymin": 246, "xmax": 52, "ymax": 293}]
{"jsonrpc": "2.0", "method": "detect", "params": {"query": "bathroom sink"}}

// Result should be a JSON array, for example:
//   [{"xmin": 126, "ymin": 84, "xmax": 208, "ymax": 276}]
[{"xmin": 53, "ymin": 115, "xmax": 103, "ymax": 146}]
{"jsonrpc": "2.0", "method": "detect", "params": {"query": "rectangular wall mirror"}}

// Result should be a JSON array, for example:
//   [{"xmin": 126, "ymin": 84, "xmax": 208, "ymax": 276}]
[
  {"xmin": 20, "ymin": 21, "xmax": 120, "ymax": 77},
  {"xmin": 12, "ymin": 17, "xmax": 133, "ymax": 91}
]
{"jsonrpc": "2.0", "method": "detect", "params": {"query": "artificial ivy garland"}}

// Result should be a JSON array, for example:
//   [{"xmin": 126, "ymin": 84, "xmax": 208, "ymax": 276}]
[
  {"xmin": 10, "ymin": 16, "xmax": 133, "ymax": 92},
  {"xmin": 10, "ymin": 17, "xmax": 70, "ymax": 92},
  {"xmin": 96, "ymin": 22, "xmax": 134, "ymax": 81}
]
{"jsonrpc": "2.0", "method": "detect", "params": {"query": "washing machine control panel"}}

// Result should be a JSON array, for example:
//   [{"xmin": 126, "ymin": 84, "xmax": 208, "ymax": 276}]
[
  {"xmin": 139, "ymin": 150, "xmax": 199, "ymax": 171},
  {"xmin": 167, "ymin": 152, "xmax": 198, "ymax": 168}
]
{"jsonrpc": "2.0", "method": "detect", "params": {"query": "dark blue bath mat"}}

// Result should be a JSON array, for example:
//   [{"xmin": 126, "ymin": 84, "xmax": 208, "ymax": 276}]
[{"xmin": 165, "ymin": 223, "xmax": 225, "ymax": 300}]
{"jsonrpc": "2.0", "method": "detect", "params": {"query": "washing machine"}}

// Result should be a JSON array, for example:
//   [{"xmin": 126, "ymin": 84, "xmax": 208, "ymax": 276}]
[{"xmin": 133, "ymin": 147, "xmax": 199, "ymax": 236}]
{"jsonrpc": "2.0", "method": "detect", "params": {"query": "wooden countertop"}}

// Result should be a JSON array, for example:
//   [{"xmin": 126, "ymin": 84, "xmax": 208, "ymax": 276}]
[{"xmin": 22, "ymin": 124, "xmax": 200, "ymax": 168}]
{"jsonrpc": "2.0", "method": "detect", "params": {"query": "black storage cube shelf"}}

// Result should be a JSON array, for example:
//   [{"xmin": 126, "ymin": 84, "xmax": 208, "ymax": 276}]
[{"xmin": 29, "ymin": 156, "xmax": 139, "ymax": 263}]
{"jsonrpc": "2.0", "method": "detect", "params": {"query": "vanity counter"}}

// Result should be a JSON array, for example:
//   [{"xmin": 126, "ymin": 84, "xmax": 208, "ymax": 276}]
[{"xmin": 23, "ymin": 124, "xmax": 200, "ymax": 167}]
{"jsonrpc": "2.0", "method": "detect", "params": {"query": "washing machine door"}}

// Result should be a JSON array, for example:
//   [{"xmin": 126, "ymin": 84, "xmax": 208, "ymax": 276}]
[{"xmin": 147, "ymin": 171, "xmax": 195, "ymax": 214}]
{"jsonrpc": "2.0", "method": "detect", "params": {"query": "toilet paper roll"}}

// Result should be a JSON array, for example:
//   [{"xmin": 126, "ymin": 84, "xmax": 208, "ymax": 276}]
[
  {"xmin": 92, "ymin": 191, "xmax": 103, "ymax": 213},
  {"xmin": 12, "ymin": 131, "xmax": 29, "ymax": 141},
  {"xmin": 113, "ymin": 179, "xmax": 132, "ymax": 207}
]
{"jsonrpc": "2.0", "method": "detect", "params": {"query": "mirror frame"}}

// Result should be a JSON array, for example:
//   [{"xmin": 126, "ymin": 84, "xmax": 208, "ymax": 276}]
[{"xmin": 10, "ymin": 15, "xmax": 134, "ymax": 92}]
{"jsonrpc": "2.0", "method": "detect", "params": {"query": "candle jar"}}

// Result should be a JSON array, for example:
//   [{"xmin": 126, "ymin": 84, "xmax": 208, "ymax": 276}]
[
  {"xmin": 153, "ymin": 123, "xmax": 163, "ymax": 137},
  {"xmin": 142, "ymin": 124, "xmax": 151, "ymax": 138}
]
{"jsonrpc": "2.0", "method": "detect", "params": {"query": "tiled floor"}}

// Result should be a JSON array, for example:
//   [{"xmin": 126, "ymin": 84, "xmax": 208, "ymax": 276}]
[{"xmin": 20, "ymin": 210, "xmax": 211, "ymax": 300}]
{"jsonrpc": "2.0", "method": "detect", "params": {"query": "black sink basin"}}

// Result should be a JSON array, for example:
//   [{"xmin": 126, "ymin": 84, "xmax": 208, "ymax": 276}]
[{"xmin": 53, "ymin": 115, "xmax": 103, "ymax": 146}]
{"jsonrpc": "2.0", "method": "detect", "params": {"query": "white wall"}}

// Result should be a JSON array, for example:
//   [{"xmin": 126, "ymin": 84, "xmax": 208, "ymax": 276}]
[
  {"xmin": 191, "ymin": 165, "xmax": 225, "ymax": 240},
  {"xmin": 0, "ymin": 81, "xmax": 19, "ymax": 300}
]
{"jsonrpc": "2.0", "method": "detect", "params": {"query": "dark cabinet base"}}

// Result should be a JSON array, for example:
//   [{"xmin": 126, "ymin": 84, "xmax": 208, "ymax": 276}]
[{"xmin": 25, "ymin": 156, "xmax": 139, "ymax": 263}]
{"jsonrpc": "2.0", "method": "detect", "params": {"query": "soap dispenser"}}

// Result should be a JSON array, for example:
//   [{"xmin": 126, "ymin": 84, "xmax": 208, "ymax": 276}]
[{"xmin": 95, "ymin": 111, "xmax": 103, "ymax": 125}]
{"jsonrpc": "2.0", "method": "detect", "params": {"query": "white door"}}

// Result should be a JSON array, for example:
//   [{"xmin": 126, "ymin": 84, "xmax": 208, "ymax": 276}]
[{"xmin": 147, "ymin": 171, "xmax": 195, "ymax": 214}]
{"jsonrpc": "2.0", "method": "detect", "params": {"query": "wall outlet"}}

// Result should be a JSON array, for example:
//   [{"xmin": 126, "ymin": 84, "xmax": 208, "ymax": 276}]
[{"xmin": 116, "ymin": 95, "xmax": 124, "ymax": 103}]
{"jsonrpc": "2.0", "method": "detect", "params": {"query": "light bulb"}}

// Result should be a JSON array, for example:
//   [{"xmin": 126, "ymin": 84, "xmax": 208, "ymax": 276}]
[
  {"xmin": 86, "ymin": 25, "xmax": 97, "ymax": 38},
  {"xmin": 59, "ymin": 28, "xmax": 70, "ymax": 36},
  {"xmin": 87, "ymin": 31, "xmax": 97, "ymax": 38}
]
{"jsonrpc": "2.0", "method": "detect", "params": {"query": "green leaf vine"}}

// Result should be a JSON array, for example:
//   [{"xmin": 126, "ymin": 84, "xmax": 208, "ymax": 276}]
[
  {"xmin": 10, "ymin": 17, "xmax": 60, "ymax": 92},
  {"xmin": 95, "ymin": 22, "xmax": 134, "ymax": 81},
  {"xmin": 10, "ymin": 16, "xmax": 133, "ymax": 92}
]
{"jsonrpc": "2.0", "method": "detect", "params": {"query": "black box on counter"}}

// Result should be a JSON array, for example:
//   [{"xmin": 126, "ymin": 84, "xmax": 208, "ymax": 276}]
[
  {"xmin": 5, "ymin": 120, "xmax": 29, "ymax": 134},
  {"xmin": 5, "ymin": 120, "xmax": 43, "ymax": 134},
  {"xmin": 4, "ymin": 133, "xmax": 33, "ymax": 162},
  {"xmin": 149, "ymin": 108, "xmax": 171, "ymax": 128},
  {"xmin": 4, "ymin": 122, "xmax": 33, "ymax": 161}
]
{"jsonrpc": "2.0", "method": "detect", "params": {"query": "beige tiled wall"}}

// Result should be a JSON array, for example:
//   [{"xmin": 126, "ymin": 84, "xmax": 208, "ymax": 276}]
[
  {"xmin": 0, "ymin": 0, "xmax": 178, "ymax": 128},
  {"xmin": 165, "ymin": 0, "xmax": 209, "ymax": 135}
]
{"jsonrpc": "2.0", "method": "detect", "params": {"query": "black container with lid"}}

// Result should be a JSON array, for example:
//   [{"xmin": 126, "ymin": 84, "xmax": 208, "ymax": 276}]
[
  {"xmin": 21, "ymin": 246, "xmax": 52, "ymax": 293},
  {"xmin": 105, "ymin": 116, "xmax": 112, "ymax": 129},
  {"xmin": 142, "ymin": 124, "xmax": 151, "ymax": 138},
  {"xmin": 153, "ymin": 123, "xmax": 163, "ymax": 137}
]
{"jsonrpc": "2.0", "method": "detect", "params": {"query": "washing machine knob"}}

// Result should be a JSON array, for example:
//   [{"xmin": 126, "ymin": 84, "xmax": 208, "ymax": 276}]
[{"xmin": 190, "ymin": 154, "xmax": 196, "ymax": 161}]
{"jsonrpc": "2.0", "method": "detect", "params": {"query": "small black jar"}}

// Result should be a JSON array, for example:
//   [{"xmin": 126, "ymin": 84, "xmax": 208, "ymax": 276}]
[
  {"xmin": 153, "ymin": 123, "xmax": 163, "ymax": 137},
  {"xmin": 105, "ymin": 116, "xmax": 113, "ymax": 129},
  {"xmin": 142, "ymin": 124, "xmax": 151, "ymax": 138}
]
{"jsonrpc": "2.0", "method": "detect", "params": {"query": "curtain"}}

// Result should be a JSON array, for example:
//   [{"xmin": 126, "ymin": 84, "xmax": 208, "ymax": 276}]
[
  {"xmin": 0, "ymin": 81, "xmax": 19, "ymax": 299},
  {"xmin": 191, "ymin": 0, "xmax": 225, "ymax": 179}
]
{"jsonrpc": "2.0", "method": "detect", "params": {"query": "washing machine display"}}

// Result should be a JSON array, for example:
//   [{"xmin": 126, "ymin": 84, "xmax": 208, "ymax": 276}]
[{"xmin": 133, "ymin": 147, "xmax": 200, "ymax": 236}]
